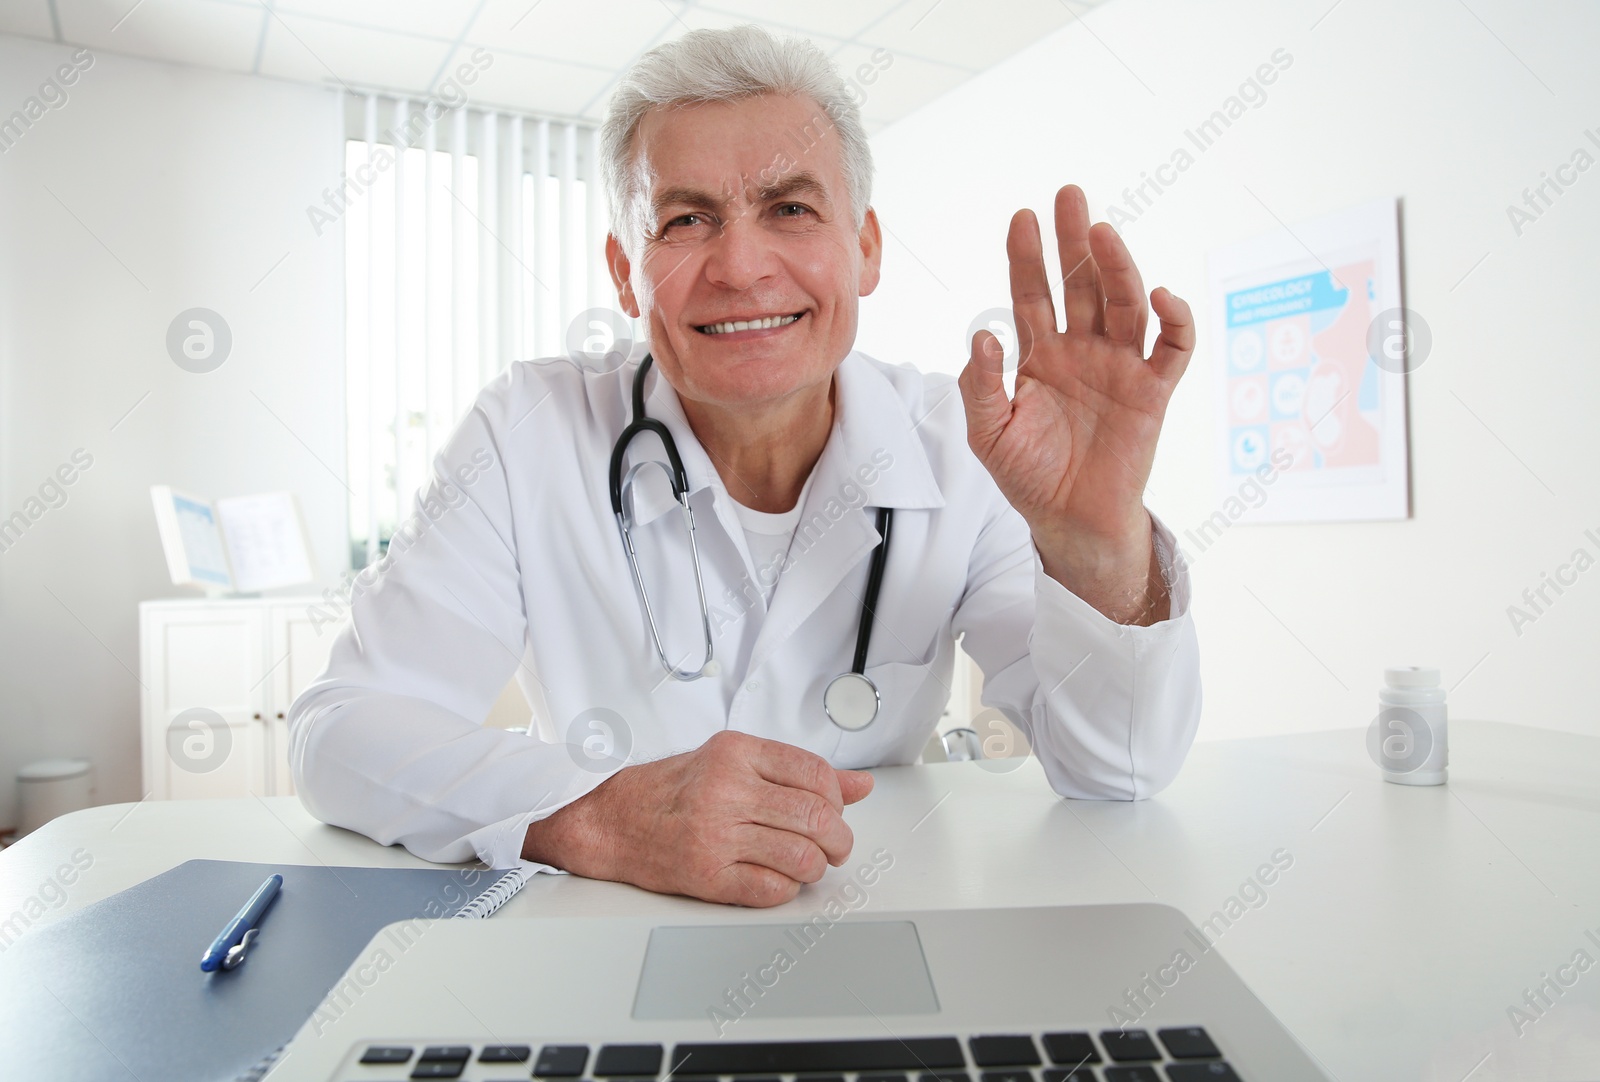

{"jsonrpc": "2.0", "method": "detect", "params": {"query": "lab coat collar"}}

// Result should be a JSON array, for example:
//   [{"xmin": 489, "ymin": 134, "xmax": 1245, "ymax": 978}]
[
  {"xmin": 828, "ymin": 351, "xmax": 947, "ymax": 511},
  {"xmin": 633, "ymin": 346, "xmax": 945, "ymax": 679},
  {"xmin": 638, "ymin": 347, "xmax": 946, "ymax": 513}
]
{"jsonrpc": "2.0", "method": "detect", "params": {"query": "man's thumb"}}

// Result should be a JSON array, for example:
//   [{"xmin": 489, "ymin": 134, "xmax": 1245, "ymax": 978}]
[
  {"xmin": 837, "ymin": 768, "xmax": 875, "ymax": 805},
  {"xmin": 959, "ymin": 329, "xmax": 1010, "ymax": 455}
]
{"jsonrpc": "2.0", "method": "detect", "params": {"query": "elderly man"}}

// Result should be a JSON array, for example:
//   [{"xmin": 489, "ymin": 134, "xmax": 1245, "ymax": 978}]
[{"xmin": 289, "ymin": 24, "xmax": 1200, "ymax": 907}]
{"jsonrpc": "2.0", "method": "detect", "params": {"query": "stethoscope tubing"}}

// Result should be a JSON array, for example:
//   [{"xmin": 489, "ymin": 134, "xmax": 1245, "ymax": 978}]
[{"xmin": 611, "ymin": 353, "xmax": 891, "ymax": 727}]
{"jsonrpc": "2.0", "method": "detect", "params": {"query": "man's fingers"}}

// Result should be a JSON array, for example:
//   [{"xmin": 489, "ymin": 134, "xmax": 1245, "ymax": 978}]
[
  {"xmin": 964, "ymin": 327, "xmax": 1007, "ymax": 395},
  {"xmin": 1054, "ymin": 185, "xmax": 1103, "ymax": 336},
  {"xmin": 730, "ymin": 823, "xmax": 831, "ymax": 887},
  {"xmin": 740, "ymin": 734, "xmax": 845, "ymax": 811},
  {"xmin": 715, "ymin": 862, "xmax": 803, "ymax": 908},
  {"xmin": 747, "ymin": 781, "xmax": 856, "ymax": 866},
  {"xmin": 1089, "ymin": 222, "xmax": 1148, "ymax": 347},
  {"xmin": 959, "ymin": 328, "xmax": 1010, "ymax": 458},
  {"xmin": 1148, "ymin": 286, "xmax": 1195, "ymax": 383},
  {"xmin": 1006, "ymin": 208, "xmax": 1057, "ymax": 365},
  {"xmin": 837, "ymin": 768, "xmax": 874, "ymax": 805}
]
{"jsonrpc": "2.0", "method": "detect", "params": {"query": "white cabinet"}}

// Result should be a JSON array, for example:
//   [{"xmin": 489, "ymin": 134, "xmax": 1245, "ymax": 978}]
[{"xmin": 139, "ymin": 598, "xmax": 339, "ymax": 800}]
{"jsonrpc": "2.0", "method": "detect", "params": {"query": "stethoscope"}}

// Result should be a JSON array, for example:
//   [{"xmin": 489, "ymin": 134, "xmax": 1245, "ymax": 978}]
[{"xmin": 608, "ymin": 353, "xmax": 893, "ymax": 731}]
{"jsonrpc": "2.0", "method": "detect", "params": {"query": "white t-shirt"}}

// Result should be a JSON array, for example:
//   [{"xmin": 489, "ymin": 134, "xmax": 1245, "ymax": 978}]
[{"xmin": 730, "ymin": 469, "xmax": 817, "ymax": 608}]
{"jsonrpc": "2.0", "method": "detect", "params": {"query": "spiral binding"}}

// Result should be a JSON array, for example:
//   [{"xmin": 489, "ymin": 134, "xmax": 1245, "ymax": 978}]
[
  {"xmin": 237, "ymin": 1041, "xmax": 285, "ymax": 1082},
  {"xmin": 451, "ymin": 867, "xmax": 532, "ymax": 920},
  {"xmin": 233, "ymin": 867, "xmax": 533, "ymax": 1080}
]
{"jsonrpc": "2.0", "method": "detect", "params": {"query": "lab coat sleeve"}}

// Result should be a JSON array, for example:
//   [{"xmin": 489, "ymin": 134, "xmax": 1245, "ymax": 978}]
[
  {"xmin": 287, "ymin": 388, "xmax": 608, "ymax": 870},
  {"xmin": 953, "ymin": 492, "xmax": 1201, "ymax": 800}
]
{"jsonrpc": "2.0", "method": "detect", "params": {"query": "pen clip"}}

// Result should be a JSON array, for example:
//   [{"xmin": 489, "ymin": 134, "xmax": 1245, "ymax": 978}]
[{"xmin": 221, "ymin": 926, "xmax": 260, "ymax": 971}]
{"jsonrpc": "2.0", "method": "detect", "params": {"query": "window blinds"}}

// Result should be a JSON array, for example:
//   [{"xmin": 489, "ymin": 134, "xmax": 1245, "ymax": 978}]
[{"xmin": 341, "ymin": 92, "xmax": 619, "ymax": 562}]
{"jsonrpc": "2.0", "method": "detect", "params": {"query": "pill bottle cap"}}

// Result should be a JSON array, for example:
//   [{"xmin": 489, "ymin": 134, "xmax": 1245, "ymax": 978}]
[{"xmin": 1384, "ymin": 666, "xmax": 1440, "ymax": 689}]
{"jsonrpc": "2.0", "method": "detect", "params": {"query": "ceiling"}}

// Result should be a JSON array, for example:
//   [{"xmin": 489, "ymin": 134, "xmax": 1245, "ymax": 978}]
[{"xmin": 0, "ymin": 0, "xmax": 1109, "ymax": 133}]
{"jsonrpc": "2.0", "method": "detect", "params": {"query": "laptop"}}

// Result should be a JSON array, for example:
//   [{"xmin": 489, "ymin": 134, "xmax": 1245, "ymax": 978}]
[{"xmin": 267, "ymin": 903, "xmax": 1329, "ymax": 1081}]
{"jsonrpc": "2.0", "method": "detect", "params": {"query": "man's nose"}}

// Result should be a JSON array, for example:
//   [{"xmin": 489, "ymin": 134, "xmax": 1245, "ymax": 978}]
[{"xmin": 702, "ymin": 210, "xmax": 778, "ymax": 291}]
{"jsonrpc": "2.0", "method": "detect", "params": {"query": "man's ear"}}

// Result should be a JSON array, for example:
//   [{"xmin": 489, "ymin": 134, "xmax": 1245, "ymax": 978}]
[
  {"xmin": 857, "ymin": 207, "xmax": 884, "ymax": 298},
  {"xmin": 607, "ymin": 233, "xmax": 640, "ymax": 317}
]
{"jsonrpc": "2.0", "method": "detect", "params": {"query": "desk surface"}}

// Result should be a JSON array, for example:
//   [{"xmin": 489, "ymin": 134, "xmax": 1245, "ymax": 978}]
[{"xmin": 4, "ymin": 720, "xmax": 1598, "ymax": 1082}]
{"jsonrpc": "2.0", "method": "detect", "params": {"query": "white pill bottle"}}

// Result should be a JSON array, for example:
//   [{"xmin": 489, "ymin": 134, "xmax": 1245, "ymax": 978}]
[{"xmin": 1372, "ymin": 666, "xmax": 1448, "ymax": 785}]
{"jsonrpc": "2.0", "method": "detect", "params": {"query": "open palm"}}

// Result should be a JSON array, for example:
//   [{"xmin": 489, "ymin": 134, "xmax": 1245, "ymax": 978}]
[{"xmin": 958, "ymin": 185, "xmax": 1194, "ymax": 616}]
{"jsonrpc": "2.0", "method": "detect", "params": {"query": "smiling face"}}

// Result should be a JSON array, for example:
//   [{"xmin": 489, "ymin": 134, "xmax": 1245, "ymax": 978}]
[{"xmin": 607, "ymin": 93, "xmax": 883, "ymax": 413}]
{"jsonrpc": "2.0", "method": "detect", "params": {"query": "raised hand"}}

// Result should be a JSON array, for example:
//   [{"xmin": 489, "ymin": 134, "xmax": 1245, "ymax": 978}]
[{"xmin": 958, "ymin": 184, "xmax": 1194, "ymax": 625}]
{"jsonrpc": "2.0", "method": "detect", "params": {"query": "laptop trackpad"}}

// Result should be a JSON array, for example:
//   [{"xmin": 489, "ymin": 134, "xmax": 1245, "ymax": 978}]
[{"xmin": 632, "ymin": 920, "xmax": 940, "ymax": 1020}]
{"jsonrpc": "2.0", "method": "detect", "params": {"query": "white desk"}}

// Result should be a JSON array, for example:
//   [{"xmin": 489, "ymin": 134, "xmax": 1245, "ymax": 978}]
[{"xmin": 4, "ymin": 720, "xmax": 1597, "ymax": 1081}]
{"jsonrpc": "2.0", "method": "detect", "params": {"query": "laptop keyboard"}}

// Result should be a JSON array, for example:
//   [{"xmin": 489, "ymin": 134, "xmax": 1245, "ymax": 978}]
[{"xmin": 347, "ymin": 1030, "xmax": 1243, "ymax": 1082}]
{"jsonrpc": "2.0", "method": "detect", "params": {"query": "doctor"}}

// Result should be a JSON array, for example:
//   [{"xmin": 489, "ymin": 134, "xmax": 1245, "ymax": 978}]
[{"xmin": 289, "ymin": 25, "xmax": 1201, "ymax": 907}]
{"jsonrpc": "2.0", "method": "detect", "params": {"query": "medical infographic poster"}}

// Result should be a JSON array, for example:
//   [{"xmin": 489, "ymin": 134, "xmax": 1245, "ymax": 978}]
[
  {"xmin": 1207, "ymin": 197, "xmax": 1410, "ymax": 523},
  {"xmin": 150, "ymin": 486, "xmax": 315, "ymax": 593},
  {"xmin": 151, "ymin": 485, "xmax": 233, "ymax": 588},
  {"xmin": 215, "ymin": 491, "xmax": 316, "ymax": 592}
]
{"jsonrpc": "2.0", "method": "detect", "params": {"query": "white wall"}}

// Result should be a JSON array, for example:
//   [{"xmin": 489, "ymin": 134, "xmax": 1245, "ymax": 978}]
[
  {"xmin": 0, "ymin": 36, "xmax": 347, "ymax": 826},
  {"xmin": 858, "ymin": 0, "xmax": 1600, "ymax": 740}
]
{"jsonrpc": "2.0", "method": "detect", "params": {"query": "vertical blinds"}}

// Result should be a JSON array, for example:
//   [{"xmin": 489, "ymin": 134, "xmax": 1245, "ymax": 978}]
[{"xmin": 342, "ymin": 92, "xmax": 621, "ymax": 564}]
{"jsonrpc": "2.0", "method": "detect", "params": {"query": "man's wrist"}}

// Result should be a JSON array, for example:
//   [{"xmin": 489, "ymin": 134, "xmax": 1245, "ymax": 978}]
[
  {"xmin": 1032, "ymin": 511, "xmax": 1170, "ymax": 626},
  {"xmin": 521, "ymin": 778, "xmax": 613, "ymax": 874}
]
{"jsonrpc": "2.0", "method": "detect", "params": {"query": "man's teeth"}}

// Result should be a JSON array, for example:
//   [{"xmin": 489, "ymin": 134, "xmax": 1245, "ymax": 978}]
[{"xmin": 698, "ymin": 313, "xmax": 801, "ymax": 335}]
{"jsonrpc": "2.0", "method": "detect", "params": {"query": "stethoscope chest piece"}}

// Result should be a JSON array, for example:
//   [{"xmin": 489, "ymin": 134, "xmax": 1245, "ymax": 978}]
[
  {"xmin": 820, "ymin": 504, "xmax": 894, "ymax": 732},
  {"xmin": 824, "ymin": 671, "xmax": 880, "ymax": 732}
]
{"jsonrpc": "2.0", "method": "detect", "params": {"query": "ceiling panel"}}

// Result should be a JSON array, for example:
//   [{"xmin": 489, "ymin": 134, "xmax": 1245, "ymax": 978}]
[
  {"xmin": 827, "ymin": 42, "xmax": 972, "ymax": 126},
  {"xmin": 56, "ymin": 0, "xmax": 261, "ymax": 72},
  {"xmin": 7, "ymin": 0, "xmax": 1121, "ymax": 134},
  {"xmin": 868, "ymin": 0, "xmax": 1090, "ymax": 71},
  {"xmin": 444, "ymin": 42, "xmax": 619, "ymax": 118},
  {"xmin": 669, "ymin": 5, "xmax": 850, "ymax": 54},
  {"xmin": 694, "ymin": 0, "xmax": 904, "ymax": 42},
  {"xmin": 256, "ymin": 10, "xmax": 454, "ymax": 91},
  {"xmin": 472, "ymin": 0, "xmax": 682, "ymax": 71},
  {"xmin": 271, "ymin": 0, "xmax": 476, "ymax": 40}
]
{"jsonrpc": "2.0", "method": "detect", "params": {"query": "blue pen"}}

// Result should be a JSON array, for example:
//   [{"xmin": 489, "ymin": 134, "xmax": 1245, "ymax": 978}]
[{"xmin": 200, "ymin": 873, "xmax": 282, "ymax": 972}]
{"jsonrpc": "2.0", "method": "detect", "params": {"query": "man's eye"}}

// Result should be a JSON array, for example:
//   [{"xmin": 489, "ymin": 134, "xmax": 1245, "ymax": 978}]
[
  {"xmin": 775, "ymin": 203, "xmax": 811, "ymax": 217},
  {"xmin": 663, "ymin": 213, "xmax": 706, "ymax": 232}
]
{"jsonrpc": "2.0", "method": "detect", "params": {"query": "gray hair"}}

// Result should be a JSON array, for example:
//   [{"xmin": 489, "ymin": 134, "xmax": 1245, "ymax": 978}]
[{"xmin": 600, "ymin": 24, "xmax": 874, "ymax": 256}]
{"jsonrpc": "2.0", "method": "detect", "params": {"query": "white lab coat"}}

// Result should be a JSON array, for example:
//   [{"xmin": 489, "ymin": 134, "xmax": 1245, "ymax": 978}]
[{"xmin": 288, "ymin": 345, "xmax": 1202, "ymax": 871}]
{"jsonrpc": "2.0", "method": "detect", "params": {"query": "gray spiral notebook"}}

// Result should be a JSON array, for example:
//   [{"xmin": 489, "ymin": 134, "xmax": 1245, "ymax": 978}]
[{"xmin": 0, "ymin": 858, "xmax": 531, "ymax": 1082}]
